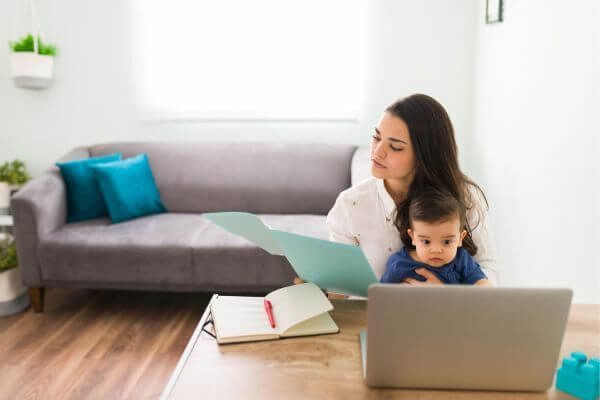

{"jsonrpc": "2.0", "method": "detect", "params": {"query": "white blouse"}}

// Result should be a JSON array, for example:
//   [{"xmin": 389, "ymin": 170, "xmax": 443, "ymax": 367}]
[{"xmin": 326, "ymin": 178, "xmax": 499, "ymax": 284}]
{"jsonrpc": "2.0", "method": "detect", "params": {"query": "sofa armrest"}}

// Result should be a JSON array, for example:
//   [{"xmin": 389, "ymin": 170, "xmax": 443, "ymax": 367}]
[{"xmin": 11, "ymin": 146, "xmax": 90, "ymax": 286}]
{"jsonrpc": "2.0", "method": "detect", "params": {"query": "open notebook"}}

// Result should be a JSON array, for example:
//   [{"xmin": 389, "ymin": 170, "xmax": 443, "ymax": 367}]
[
  {"xmin": 203, "ymin": 211, "xmax": 378, "ymax": 297},
  {"xmin": 209, "ymin": 283, "xmax": 339, "ymax": 344}
]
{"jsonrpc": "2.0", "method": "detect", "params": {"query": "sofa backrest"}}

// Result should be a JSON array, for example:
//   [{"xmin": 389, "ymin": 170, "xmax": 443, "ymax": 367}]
[{"xmin": 88, "ymin": 142, "xmax": 357, "ymax": 215}]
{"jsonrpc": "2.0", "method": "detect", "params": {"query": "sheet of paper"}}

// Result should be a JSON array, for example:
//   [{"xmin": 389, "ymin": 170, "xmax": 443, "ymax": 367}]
[
  {"xmin": 271, "ymin": 230, "xmax": 378, "ymax": 297},
  {"xmin": 211, "ymin": 296, "xmax": 279, "ymax": 338},
  {"xmin": 203, "ymin": 212, "xmax": 284, "ymax": 255},
  {"xmin": 266, "ymin": 283, "xmax": 333, "ymax": 333}
]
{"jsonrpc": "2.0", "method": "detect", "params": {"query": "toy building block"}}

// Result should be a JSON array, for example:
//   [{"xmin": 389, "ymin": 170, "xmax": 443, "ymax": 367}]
[{"xmin": 556, "ymin": 351, "xmax": 600, "ymax": 400}]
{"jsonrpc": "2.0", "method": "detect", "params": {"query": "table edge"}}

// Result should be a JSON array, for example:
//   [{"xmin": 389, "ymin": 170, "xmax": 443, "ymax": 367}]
[{"xmin": 160, "ymin": 293, "xmax": 216, "ymax": 400}]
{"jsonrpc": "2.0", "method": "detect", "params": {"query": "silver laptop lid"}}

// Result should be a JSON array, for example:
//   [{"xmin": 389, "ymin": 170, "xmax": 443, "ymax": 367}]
[{"xmin": 365, "ymin": 285, "xmax": 573, "ymax": 391}]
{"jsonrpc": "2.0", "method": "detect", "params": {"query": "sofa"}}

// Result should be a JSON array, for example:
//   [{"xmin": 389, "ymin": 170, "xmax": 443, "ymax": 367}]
[{"xmin": 12, "ymin": 142, "xmax": 367, "ymax": 312}]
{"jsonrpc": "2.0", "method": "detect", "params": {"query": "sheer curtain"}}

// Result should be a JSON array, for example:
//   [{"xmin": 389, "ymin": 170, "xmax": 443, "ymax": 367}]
[{"xmin": 131, "ymin": 0, "xmax": 366, "ymax": 121}]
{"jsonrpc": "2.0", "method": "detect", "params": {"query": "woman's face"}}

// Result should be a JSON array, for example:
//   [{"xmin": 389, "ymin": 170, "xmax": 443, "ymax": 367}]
[{"xmin": 370, "ymin": 112, "xmax": 416, "ymax": 182}]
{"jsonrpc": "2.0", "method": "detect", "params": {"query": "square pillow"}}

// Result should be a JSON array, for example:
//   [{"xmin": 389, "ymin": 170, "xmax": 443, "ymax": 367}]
[
  {"xmin": 90, "ymin": 153, "xmax": 167, "ymax": 223},
  {"xmin": 56, "ymin": 153, "xmax": 122, "ymax": 222}
]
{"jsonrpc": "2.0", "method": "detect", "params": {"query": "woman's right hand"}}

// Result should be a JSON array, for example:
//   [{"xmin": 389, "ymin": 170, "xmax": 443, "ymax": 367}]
[
  {"xmin": 293, "ymin": 277, "xmax": 304, "ymax": 285},
  {"xmin": 293, "ymin": 276, "xmax": 348, "ymax": 299}
]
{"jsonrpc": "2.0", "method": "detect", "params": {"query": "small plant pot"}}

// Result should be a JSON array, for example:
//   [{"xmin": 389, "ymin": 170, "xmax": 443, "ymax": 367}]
[
  {"xmin": 10, "ymin": 52, "xmax": 54, "ymax": 89},
  {"xmin": 0, "ymin": 267, "xmax": 29, "ymax": 316},
  {"xmin": 0, "ymin": 182, "xmax": 10, "ymax": 212}
]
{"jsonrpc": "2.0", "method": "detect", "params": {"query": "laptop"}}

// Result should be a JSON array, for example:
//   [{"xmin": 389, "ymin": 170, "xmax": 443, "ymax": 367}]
[{"xmin": 360, "ymin": 285, "xmax": 573, "ymax": 391}]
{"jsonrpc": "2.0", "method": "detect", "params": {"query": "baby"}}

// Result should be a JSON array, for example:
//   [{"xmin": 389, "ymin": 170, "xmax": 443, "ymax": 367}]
[{"xmin": 381, "ymin": 188, "xmax": 490, "ymax": 286}]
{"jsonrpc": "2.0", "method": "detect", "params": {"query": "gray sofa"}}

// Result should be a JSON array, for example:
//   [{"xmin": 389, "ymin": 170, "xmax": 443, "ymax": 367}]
[{"xmin": 12, "ymin": 142, "xmax": 364, "ymax": 312}]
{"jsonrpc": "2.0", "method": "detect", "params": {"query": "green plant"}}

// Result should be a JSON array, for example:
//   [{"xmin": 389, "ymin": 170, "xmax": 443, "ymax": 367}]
[
  {"xmin": 0, "ymin": 239, "xmax": 18, "ymax": 272},
  {"xmin": 8, "ymin": 34, "xmax": 56, "ymax": 56},
  {"xmin": 0, "ymin": 159, "xmax": 31, "ymax": 185}
]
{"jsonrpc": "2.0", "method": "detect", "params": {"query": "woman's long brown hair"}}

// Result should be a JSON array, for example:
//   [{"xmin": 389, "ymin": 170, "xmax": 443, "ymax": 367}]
[{"xmin": 386, "ymin": 94, "xmax": 487, "ymax": 255}]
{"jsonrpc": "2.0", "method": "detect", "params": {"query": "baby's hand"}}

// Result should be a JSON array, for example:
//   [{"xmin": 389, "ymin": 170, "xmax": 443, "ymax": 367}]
[{"xmin": 403, "ymin": 268, "xmax": 444, "ymax": 285}]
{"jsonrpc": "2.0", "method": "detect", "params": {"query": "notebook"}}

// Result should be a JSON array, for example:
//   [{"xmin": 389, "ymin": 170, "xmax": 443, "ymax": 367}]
[
  {"xmin": 203, "ymin": 212, "xmax": 378, "ymax": 297},
  {"xmin": 209, "ymin": 283, "xmax": 339, "ymax": 344}
]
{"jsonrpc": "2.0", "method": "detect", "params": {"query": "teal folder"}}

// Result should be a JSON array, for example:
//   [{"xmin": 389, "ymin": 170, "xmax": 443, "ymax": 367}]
[
  {"xmin": 203, "ymin": 211, "xmax": 284, "ymax": 256},
  {"xmin": 202, "ymin": 212, "xmax": 378, "ymax": 297}
]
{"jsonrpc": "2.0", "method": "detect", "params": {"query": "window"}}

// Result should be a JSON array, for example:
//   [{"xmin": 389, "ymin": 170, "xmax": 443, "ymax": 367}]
[{"xmin": 131, "ymin": 0, "xmax": 366, "ymax": 121}]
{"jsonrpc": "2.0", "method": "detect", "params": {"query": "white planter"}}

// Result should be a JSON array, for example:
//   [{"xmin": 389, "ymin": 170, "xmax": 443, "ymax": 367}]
[
  {"xmin": 0, "ymin": 267, "xmax": 29, "ymax": 316},
  {"xmin": 0, "ymin": 267, "xmax": 25, "ymax": 303},
  {"xmin": 10, "ymin": 52, "xmax": 54, "ymax": 89},
  {"xmin": 0, "ymin": 182, "xmax": 10, "ymax": 210}
]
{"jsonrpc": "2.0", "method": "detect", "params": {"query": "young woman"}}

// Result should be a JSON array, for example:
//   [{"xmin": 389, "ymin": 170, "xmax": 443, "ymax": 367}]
[{"xmin": 326, "ymin": 94, "xmax": 498, "ymax": 285}]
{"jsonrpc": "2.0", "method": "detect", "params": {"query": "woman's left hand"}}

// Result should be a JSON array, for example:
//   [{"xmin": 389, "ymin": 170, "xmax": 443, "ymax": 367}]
[{"xmin": 403, "ymin": 268, "xmax": 444, "ymax": 285}]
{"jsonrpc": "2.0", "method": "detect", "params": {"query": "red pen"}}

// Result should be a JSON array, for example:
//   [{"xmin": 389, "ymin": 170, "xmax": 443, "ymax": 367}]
[{"xmin": 264, "ymin": 299, "xmax": 276, "ymax": 328}]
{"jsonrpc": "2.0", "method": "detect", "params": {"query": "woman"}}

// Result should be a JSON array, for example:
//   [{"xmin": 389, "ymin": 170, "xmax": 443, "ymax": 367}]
[{"xmin": 326, "ymin": 94, "xmax": 497, "ymax": 285}]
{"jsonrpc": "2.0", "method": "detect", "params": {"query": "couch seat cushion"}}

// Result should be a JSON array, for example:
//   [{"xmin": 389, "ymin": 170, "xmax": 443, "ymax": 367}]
[
  {"xmin": 190, "ymin": 214, "xmax": 328, "ymax": 292},
  {"xmin": 39, "ymin": 213, "xmax": 204, "ymax": 285}
]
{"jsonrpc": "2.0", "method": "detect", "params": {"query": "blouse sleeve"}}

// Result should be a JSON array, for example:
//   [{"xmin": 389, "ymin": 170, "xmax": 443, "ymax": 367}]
[
  {"xmin": 467, "ymin": 187, "xmax": 499, "ymax": 284},
  {"xmin": 326, "ymin": 194, "xmax": 359, "ymax": 246}
]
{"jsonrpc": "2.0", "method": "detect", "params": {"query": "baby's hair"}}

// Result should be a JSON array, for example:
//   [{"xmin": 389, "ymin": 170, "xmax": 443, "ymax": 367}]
[{"xmin": 403, "ymin": 187, "xmax": 478, "ymax": 255}]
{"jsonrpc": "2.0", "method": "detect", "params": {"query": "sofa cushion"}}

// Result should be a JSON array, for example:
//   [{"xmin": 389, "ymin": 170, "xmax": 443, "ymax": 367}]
[
  {"xmin": 91, "ymin": 153, "xmax": 167, "ymax": 223},
  {"xmin": 190, "ymin": 214, "xmax": 329, "ymax": 291},
  {"xmin": 38, "ymin": 213, "xmax": 329, "ymax": 291},
  {"xmin": 56, "ymin": 152, "xmax": 122, "ymax": 223},
  {"xmin": 38, "ymin": 213, "xmax": 201, "ymax": 285},
  {"xmin": 88, "ymin": 142, "xmax": 356, "ymax": 215}
]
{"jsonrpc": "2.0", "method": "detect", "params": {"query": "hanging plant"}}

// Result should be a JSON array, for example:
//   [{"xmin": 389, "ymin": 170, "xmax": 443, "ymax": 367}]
[
  {"xmin": 9, "ymin": 33, "xmax": 56, "ymax": 56},
  {"xmin": 8, "ymin": 1, "xmax": 56, "ymax": 89}
]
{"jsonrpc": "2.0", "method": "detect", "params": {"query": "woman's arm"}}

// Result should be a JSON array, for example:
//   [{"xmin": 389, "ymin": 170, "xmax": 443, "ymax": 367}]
[{"xmin": 326, "ymin": 195, "xmax": 359, "ymax": 245}]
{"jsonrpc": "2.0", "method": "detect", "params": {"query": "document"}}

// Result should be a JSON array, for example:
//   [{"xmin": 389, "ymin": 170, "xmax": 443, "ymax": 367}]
[{"xmin": 203, "ymin": 211, "xmax": 379, "ymax": 297}]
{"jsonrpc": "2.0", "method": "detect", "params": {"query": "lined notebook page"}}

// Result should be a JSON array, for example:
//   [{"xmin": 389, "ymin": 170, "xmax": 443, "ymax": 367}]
[{"xmin": 211, "ymin": 296, "xmax": 279, "ymax": 338}]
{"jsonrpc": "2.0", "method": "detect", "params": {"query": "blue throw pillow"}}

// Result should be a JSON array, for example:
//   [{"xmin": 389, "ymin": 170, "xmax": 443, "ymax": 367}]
[
  {"xmin": 56, "ymin": 153, "xmax": 122, "ymax": 223},
  {"xmin": 90, "ymin": 153, "xmax": 167, "ymax": 223}
]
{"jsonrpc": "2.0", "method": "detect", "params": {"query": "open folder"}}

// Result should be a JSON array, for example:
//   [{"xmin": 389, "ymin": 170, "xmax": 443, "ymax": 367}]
[
  {"xmin": 203, "ymin": 211, "xmax": 378, "ymax": 297},
  {"xmin": 210, "ymin": 283, "xmax": 339, "ymax": 344}
]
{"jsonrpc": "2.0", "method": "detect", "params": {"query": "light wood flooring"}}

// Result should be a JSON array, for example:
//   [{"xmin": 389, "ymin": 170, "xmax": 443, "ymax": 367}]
[{"xmin": 0, "ymin": 287, "xmax": 213, "ymax": 400}]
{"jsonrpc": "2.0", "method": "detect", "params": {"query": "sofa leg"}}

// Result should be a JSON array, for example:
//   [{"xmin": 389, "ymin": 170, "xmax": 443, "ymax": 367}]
[{"xmin": 28, "ymin": 287, "xmax": 45, "ymax": 313}]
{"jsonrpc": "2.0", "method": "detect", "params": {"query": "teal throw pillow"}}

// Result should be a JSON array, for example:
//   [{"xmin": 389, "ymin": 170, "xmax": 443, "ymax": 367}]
[
  {"xmin": 56, "ymin": 153, "xmax": 122, "ymax": 223},
  {"xmin": 90, "ymin": 153, "xmax": 167, "ymax": 223}
]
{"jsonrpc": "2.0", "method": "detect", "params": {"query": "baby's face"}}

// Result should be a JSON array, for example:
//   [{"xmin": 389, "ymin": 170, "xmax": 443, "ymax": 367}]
[{"xmin": 408, "ymin": 217, "xmax": 466, "ymax": 267}]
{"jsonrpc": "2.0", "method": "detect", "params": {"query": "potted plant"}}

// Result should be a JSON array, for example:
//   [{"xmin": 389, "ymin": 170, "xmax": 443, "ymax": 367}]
[
  {"xmin": 0, "ymin": 234, "xmax": 29, "ymax": 316},
  {"xmin": 9, "ymin": 33, "xmax": 56, "ymax": 89},
  {"xmin": 0, "ymin": 160, "xmax": 30, "ymax": 212}
]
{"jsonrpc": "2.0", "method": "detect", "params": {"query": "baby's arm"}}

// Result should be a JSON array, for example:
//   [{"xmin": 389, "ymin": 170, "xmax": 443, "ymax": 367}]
[
  {"xmin": 381, "ymin": 252, "xmax": 412, "ymax": 283},
  {"xmin": 458, "ymin": 249, "xmax": 490, "ymax": 285}
]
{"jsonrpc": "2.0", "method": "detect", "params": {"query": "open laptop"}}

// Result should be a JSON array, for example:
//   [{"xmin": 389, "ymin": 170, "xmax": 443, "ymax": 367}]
[{"xmin": 360, "ymin": 285, "xmax": 573, "ymax": 391}]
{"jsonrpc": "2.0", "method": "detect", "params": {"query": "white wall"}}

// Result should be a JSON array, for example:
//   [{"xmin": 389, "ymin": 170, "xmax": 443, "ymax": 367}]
[
  {"xmin": 0, "ymin": 0, "xmax": 477, "ymax": 176},
  {"xmin": 471, "ymin": 0, "xmax": 600, "ymax": 303},
  {"xmin": 3, "ymin": 1, "xmax": 597, "ymax": 302}
]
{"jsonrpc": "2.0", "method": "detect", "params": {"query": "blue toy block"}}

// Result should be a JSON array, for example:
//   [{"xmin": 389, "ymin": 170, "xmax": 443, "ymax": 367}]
[{"xmin": 556, "ymin": 351, "xmax": 600, "ymax": 400}]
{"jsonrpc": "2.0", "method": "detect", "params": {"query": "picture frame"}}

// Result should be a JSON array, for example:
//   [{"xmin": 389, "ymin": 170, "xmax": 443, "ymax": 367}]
[{"xmin": 486, "ymin": 0, "xmax": 503, "ymax": 24}]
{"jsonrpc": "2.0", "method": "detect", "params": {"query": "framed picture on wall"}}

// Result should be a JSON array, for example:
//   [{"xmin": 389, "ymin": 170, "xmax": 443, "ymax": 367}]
[{"xmin": 486, "ymin": 0, "xmax": 503, "ymax": 24}]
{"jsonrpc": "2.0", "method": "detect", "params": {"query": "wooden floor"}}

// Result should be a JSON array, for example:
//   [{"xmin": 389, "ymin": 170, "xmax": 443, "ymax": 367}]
[{"xmin": 0, "ymin": 288, "xmax": 212, "ymax": 400}]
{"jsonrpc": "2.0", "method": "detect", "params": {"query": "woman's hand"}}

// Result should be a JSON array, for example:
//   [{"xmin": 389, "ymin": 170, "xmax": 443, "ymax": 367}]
[
  {"xmin": 293, "ymin": 277, "xmax": 304, "ymax": 285},
  {"xmin": 293, "ymin": 276, "xmax": 348, "ymax": 299},
  {"xmin": 403, "ymin": 268, "xmax": 444, "ymax": 286}
]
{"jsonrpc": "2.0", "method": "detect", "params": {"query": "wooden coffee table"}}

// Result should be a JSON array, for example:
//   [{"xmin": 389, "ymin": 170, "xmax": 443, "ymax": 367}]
[{"xmin": 161, "ymin": 296, "xmax": 599, "ymax": 400}]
